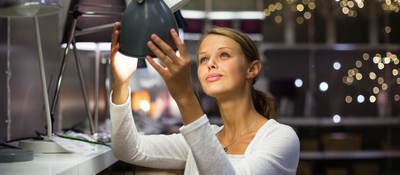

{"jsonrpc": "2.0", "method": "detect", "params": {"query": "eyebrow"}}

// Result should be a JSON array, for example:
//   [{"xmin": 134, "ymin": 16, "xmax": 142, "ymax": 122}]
[{"xmin": 198, "ymin": 47, "xmax": 233, "ymax": 55}]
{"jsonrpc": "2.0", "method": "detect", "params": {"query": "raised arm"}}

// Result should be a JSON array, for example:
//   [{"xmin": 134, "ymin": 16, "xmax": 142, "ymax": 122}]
[
  {"xmin": 110, "ymin": 22, "xmax": 137, "ymax": 105},
  {"xmin": 110, "ymin": 22, "xmax": 189, "ymax": 169},
  {"xmin": 145, "ymin": 29, "xmax": 204, "ymax": 125}
]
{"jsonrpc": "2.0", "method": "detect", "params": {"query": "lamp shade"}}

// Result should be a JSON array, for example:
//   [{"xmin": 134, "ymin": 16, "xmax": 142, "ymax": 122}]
[
  {"xmin": 119, "ymin": 0, "xmax": 178, "ymax": 67},
  {"xmin": 0, "ymin": 0, "xmax": 61, "ymax": 17}
]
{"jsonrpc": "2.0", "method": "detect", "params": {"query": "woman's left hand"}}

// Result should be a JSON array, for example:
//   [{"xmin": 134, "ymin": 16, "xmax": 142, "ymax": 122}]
[
  {"xmin": 146, "ymin": 29, "xmax": 203, "ymax": 124},
  {"xmin": 146, "ymin": 29, "xmax": 192, "ymax": 102}
]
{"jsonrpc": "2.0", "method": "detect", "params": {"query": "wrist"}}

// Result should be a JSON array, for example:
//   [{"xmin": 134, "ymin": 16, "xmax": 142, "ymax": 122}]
[{"xmin": 112, "ymin": 85, "xmax": 130, "ymax": 105}]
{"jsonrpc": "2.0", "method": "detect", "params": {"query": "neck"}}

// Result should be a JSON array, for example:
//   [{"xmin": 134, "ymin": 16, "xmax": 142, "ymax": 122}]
[{"xmin": 217, "ymin": 94, "xmax": 259, "ymax": 138}]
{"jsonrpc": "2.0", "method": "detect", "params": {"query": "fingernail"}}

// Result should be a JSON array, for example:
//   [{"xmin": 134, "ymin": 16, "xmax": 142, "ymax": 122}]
[
  {"xmin": 147, "ymin": 41, "xmax": 153, "ymax": 47},
  {"xmin": 171, "ymin": 29, "xmax": 176, "ymax": 34}
]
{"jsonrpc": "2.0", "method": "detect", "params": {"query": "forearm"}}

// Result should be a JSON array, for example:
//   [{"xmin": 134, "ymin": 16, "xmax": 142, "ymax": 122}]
[
  {"xmin": 111, "ymin": 82, "xmax": 130, "ymax": 105},
  {"xmin": 110, "ymin": 91, "xmax": 188, "ymax": 169},
  {"xmin": 180, "ymin": 116, "xmax": 235, "ymax": 175},
  {"xmin": 174, "ymin": 90, "xmax": 204, "ymax": 125}
]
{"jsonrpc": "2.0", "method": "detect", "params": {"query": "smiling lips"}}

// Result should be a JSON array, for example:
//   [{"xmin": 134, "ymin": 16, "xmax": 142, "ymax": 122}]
[{"xmin": 206, "ymin": 73, "xmax": 223, "ymax": 82}]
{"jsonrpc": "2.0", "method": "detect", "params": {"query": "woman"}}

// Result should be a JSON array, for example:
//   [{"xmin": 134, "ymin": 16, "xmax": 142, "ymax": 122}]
[{"xmin": 110, "ymin": 22, "xmax": 300, "ymax": 174}]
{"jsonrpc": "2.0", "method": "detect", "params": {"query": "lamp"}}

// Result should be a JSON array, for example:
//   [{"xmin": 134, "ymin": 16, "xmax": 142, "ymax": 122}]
[
  {"xmin": 118, "ymin": 0, "xmax": 190, "ymax": 68},
  {"xmin": 0, "ymin": 0, "xmax": 66, "ymax": 153}
]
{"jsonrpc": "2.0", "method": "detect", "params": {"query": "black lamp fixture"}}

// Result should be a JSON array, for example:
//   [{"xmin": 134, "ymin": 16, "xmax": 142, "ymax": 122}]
[{"xmin": 118, "ymin": 0, "xmax": 190, "ymax": 68}]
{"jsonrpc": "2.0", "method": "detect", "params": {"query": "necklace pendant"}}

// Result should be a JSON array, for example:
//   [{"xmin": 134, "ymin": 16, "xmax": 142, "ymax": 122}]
[{"xmin": 224, "ymin": 147, "xmax": 228, "ymax": 152}]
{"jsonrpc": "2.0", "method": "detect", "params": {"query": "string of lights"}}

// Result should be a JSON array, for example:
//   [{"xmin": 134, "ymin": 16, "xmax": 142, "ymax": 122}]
[{"xmin": 343, "ymin": 52, "xmax": 400, "ymax": 104}]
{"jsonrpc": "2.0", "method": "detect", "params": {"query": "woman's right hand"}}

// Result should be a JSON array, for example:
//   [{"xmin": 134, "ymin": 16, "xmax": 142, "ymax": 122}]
[{"xmin": 110, "ymin": 22, "xmax": 138, "ymax": 104}]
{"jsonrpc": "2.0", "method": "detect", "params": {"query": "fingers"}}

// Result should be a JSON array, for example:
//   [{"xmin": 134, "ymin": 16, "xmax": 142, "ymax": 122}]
[
  {"xmin": 149, "ymin": 34, "xmax": 176, "ymax": 60},
  {"xmin": 146, "ymin": 29, "xmax": 187, "ymax": 68},
  {"xmin": 111, "ymin": 22, "xmax": 121, "ymax": 56},
  {"xmin": 111, "ymin": 22, "xmax": 120, "ymax": 45},
  {"xmin": 170, "ymin": 29, "xmax": 188, "ymax": 57},
  {"xmin": 146, "ymin": 55, "xmax": 168, "ymax": 77}
]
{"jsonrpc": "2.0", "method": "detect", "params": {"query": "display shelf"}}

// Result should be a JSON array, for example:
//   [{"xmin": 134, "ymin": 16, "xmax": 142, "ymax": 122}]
[
  {"xmin": 301, "ymin": 151, "xmax": 400, "ymax": 160},
  {"xmin": 277, "ymin": 117, "xmax": 400, "ymax": 127}
]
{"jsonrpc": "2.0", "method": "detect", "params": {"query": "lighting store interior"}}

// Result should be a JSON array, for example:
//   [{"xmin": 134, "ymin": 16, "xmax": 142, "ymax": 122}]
[{"xmin": 0, "ymin": 0, "xmax": 399, "ymax": 174}]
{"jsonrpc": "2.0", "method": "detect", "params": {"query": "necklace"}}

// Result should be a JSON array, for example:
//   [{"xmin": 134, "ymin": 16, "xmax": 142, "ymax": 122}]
[{"xmin": 222, "ymin": 117, "xmax": 258, "ymax": 152}]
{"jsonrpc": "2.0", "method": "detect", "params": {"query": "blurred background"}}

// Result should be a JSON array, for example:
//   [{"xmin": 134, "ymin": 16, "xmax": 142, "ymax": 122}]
[{"xmin": 1, "ymin": 0, "xmax": 399, "ymax": 174}]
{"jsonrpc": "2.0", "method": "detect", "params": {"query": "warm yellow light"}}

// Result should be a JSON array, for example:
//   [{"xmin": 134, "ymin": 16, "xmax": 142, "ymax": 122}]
[
  {"xmin": 373, "ymin": 87, "xmax": 380, "ymax": 94},
  {"xmin": 383, "ymin": 56, "xmax": 391, "ymax": 64},
  {"xmin": 297, "ymin": 4, "xmax": 305, "ymax": 12},
  {"xmin": 355, "ymin": 60, "xmax": 363, "ymax": 68},
  {"xmin": 274, "ymin": 15, "xmax": 283, "ymax": 23},
  {"xmin": 373, "ymin": 55, "xmax": 381, "ymax": 63},
  {"xmin": 378, "ymin": 77, "xmax": 385, "ymax": 84},
  {"xmin": 348, "ymin": 10, "xmax": 358, "ymax": 17},
  {"xmin": 356, "ymin": 1, "xmax": 365, "ymax": 8},
  {"xmin": 347, "ymin": 1, "xmax": 355, "ymax": 8},
  {"xmin": 369, "ymin": 95, "xmax": 376, "ymax": 103},
  {"xmin": 131, "ymin": 90, "xmax": 151, "ymax": 112},
  {"xmin": 308, "ymin": 2, "xmax": 316, "ymax": 10},
  {"xmin": 276, "ymin": 2, "xmax": 283, "ymax": 10},
  {"xmin": 348, "ymin": 69, "xmax": 356, "ymax": 76},
  {"xmin": 347, "ymin": 76, "xmax": 354, "ymax": 84},
  {"xmin": 382, "ymin": 83, "xmax": 388, "ymax": 90},
  {"xmin": 394, "ymin": 94, "xmax": 400, "ymax": 101},
  {"xmin": 378, "ymin": 62, "xmax": 385, "ymax": 70},
  {"xmin": 342, "ymin": 7, "xmax": 350, "ymax": 14},
  {"xmin": 296, "ymin": 17, "xmax": 304, "ymax": 24},
  {"xmin": 345, "ymin": 96, "xmax": 353, "ymax": 103},
  {"xmin": 385, "ymin": 26, "xmax": 392, "ymax": 34},
  {"xmin": 369, "ymin": 72, "xmax": 377, "ymax": 80},
  {"xmin": 362, "ymin": 53, "xmax": 369, "ymax": 60},
  {"xmin": 340, "ymin": 1, "xmax": 347, "ymax": 7},
  {"xmin": 355, "ymin": 73, "xmax": 363, "ymax": 80},
  {"xmin": 393, "ymin": 69, "xmax": 399, "ymax": 76},
  {"xmin": 264, "ymin": 9, "xmax": 271, "ymax": 16},
  {"xmin": 268, "ymin": 4, "xmax": 275, "ymax": 11}
]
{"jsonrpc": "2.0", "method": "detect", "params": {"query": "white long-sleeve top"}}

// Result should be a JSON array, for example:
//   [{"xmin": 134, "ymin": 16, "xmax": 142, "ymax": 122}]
[{"xmin": 110, "ymin": 93, "xmax": 300, "ymax": 175}]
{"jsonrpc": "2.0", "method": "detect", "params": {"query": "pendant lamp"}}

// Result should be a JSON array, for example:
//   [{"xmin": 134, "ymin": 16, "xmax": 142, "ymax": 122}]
[{"xmin": 119, "ymin": 0, "xmax": 179, "ymax": 68}]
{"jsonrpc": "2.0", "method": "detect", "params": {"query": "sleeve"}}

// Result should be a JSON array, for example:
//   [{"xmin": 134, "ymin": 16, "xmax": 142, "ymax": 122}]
[
  {"xmin": 179, "ymin": 115, "xmax": 236, "ymax": 175},
  {"xmin": 110, "ymin": 90, "xmax": 190, "ymax": 169}
]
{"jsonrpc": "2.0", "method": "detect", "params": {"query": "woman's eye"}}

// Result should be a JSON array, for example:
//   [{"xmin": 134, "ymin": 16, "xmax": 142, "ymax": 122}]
[
  {"xmin": 221, "ymin": 52, "xmax": 230, "ymax": 58},
  {"xmin": 199, "ymin": 57, "xmax": 209, "ymax": 63}
]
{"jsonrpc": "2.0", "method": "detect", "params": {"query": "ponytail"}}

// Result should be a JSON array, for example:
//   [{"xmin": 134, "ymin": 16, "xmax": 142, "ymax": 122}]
[{"xmin": 251, "ymin": 88, "xmax": 276, "ymax": 119}]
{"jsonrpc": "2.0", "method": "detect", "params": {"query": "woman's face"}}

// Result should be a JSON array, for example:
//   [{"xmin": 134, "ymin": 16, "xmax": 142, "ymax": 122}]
[{"xmin": 197, "ymin": 34, "xmax": 249, "ymax": 98}]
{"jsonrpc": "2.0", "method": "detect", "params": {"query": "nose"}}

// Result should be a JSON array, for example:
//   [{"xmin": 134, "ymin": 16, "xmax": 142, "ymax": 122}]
[{"xmin": 207, "ymin": 57, "xmax": 217, "ymax": 70}]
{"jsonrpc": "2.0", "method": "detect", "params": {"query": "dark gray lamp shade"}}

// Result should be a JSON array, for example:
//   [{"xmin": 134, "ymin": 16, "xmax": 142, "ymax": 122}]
[{"xmin": 119, "ymin": 0, "xmax": 178, "ymax": 68}]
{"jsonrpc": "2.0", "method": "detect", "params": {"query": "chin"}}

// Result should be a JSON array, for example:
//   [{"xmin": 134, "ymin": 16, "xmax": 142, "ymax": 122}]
[
  {"xmin": 203, "ymin": 88, "xmax": 225, "ymax": 98},
  {"xmin": 201, "ymin": 82, "xmax": 229, "ymax": 97}
]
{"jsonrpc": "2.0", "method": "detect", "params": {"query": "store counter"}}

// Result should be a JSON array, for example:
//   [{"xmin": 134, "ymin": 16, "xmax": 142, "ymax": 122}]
[{"xmin": 0, "ymin": 145, "xmax": 117, "ymax": 175}]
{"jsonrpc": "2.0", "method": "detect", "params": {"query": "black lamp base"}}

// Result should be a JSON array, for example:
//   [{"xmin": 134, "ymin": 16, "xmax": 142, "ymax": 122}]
[{"xmin": 137, "ymin": 58, "xmax": 147, "ymax": 68}]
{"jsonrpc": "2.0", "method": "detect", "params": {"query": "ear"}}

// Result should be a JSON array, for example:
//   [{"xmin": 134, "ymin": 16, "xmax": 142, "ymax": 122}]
[{"xmin": 246, "ymin": 60, "xmax": 261, "ymax": 79}]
